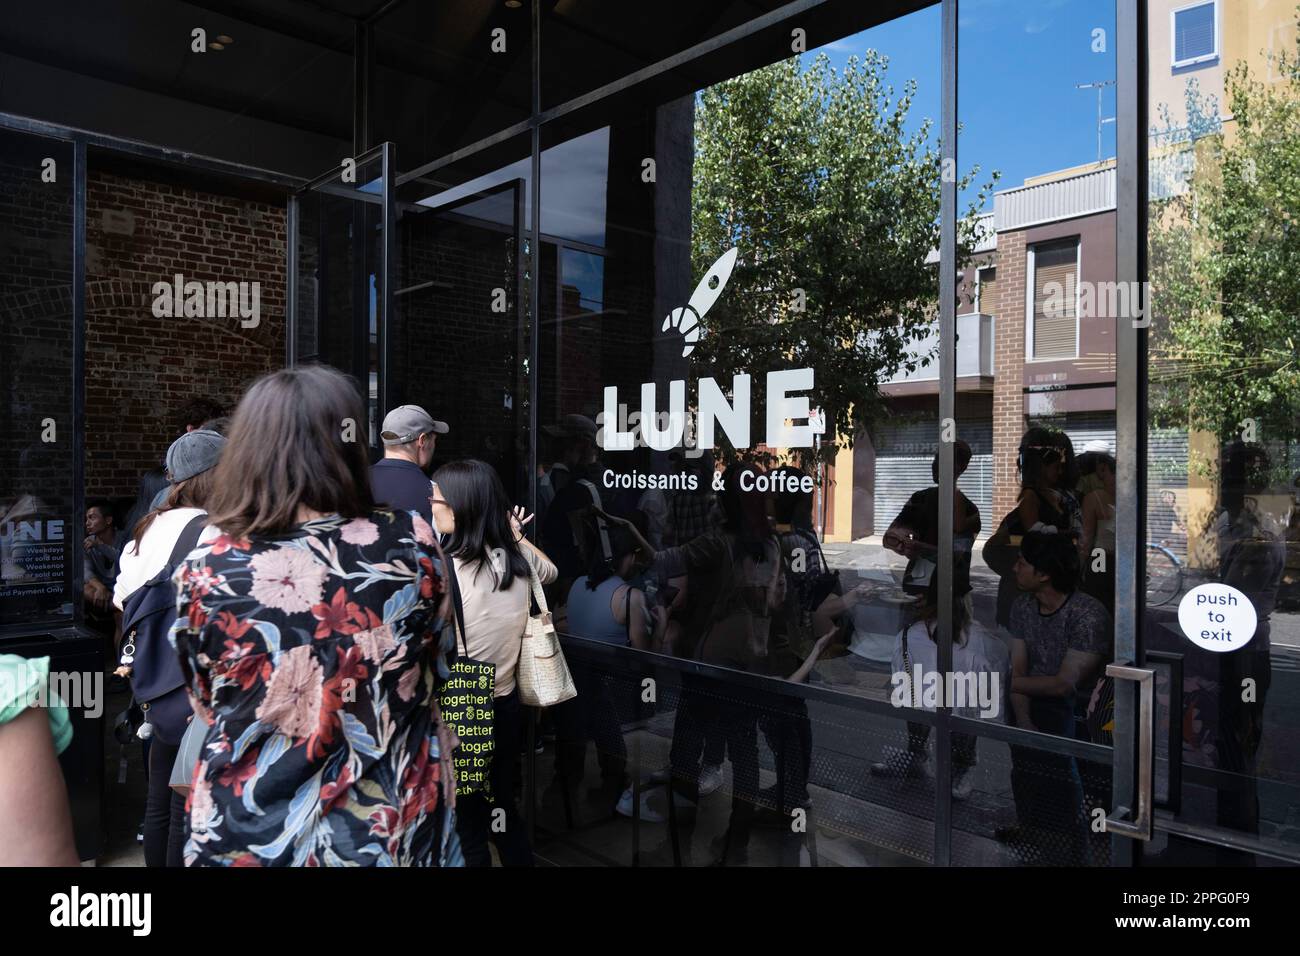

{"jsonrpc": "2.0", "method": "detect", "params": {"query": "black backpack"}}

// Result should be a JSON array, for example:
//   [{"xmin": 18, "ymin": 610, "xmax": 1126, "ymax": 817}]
[{"xmin": 119, "ymin": 514, "xmax": 207, "ymax": 746}]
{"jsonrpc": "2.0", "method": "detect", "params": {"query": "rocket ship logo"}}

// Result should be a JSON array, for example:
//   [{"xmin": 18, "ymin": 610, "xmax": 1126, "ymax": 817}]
[{"xmin": 662, "ymin": 247, "xmax": 738, "ymax": 358}]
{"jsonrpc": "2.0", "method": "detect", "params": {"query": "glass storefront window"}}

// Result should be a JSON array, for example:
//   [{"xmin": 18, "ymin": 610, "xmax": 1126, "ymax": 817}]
[
  {"xmin": 0, "ymin": 132, "xmax": 76, "ymax": 630},
  {"xmin": 1143, "ymin": 0, "xmax": 1300, "ymax": 863},
  {"xmin": 393, "ymin": 135, "xmax": 534, "ymax": 505},
  {"xmin": 956, "ymin": 0, "xmax": 1119, "ymax": 866}
]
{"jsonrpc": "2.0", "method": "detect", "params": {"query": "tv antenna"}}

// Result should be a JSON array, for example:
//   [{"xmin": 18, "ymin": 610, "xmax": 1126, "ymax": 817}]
[{"xmin": 1076, "ymin": 79, "xmax": 1116, "ymax": 164}]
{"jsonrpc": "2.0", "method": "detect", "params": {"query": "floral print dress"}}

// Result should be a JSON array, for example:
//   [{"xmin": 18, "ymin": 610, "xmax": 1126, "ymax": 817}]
[{"xmin": 169, "ymin": 510, "xmax": 461, "ymax": 867}]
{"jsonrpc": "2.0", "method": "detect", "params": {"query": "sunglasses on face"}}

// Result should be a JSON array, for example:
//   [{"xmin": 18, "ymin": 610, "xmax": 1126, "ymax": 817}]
[{"xmin": 1024, "ymin": 445, "xmax": 1064, "ymax": 463}]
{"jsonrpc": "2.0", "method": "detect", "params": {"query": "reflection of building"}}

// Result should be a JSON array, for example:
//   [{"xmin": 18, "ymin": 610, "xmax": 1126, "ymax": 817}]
[
  {"xmin": 1147, "ymin": 0, "xmax": 1299, "ymax": 561},
  {"xmin": 829, "ymin": 165, "xmax": 1124, "ymax": 542}
]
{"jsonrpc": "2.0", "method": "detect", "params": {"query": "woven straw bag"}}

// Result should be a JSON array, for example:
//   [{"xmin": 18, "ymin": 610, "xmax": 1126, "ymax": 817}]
[{"xmin": 516, "ymin": 563, "xmax": 577, "ymax": 707}]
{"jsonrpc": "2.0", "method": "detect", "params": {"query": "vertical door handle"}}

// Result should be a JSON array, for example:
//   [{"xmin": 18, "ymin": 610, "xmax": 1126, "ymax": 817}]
[{"xmin": 1104, "ymin": 663, "xmax": 1154, "ymax": 840}]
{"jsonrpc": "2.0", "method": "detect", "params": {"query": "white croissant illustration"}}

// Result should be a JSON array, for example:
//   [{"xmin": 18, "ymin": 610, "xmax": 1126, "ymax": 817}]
[{"xmin": 662, "ymin": 247, "xmax": 738, "ymax": 357}]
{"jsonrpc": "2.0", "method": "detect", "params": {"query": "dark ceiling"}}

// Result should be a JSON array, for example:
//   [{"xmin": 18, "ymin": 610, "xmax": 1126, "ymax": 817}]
[{"xmin": 0, "ymin": 0, "xmax": 933, "ymax": 179}]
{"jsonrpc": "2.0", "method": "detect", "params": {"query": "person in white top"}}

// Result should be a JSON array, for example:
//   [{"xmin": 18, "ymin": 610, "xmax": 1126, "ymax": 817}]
[
  {"xmin": 879, "ymin": 577, "xmax": 1009, "ymax": 800},
  {"xmin": 112, "ymin": 427, "xmax": 224, "ymax": 869},
  {"xmin": 113, "ymin": 429, "xmax": 226, "ymax": 610},
  {"xmin": 430, "ymin": 458, "xmax": 557, "ymax": 868}
]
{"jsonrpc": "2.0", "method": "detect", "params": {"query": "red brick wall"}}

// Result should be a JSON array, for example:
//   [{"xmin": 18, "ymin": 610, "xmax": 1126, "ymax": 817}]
[
  {"xmin": 991, "ymin": 228, "xmax": 1026, "ymax": 517},
  {"xmin": 84, "ymin": 171, "xmax": 286, "ymax": 497}
]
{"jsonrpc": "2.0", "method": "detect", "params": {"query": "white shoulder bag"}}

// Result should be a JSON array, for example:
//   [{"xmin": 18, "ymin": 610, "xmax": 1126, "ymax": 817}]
[{"xmin": 516, "ymin": 561, "xmax": 577, "ymax": 707}]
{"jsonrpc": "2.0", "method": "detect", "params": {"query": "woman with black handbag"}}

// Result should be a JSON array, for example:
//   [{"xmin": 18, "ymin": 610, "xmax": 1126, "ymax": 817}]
[{"xmin": 112, "ymin": 428, "xmax": 224, "ymax": 868}]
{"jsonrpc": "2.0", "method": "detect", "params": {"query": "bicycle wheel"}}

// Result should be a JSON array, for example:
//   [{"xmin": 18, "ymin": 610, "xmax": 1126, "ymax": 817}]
[{"xmin": 1146, "ymin": 545, "xmax": 1182, "ymax": 607}]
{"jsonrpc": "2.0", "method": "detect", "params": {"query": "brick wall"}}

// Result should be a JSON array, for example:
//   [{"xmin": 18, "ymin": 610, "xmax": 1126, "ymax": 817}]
[
  {"xmin": 84, "ymin": 170, "xmax": 286, "ymax": 497},
  {"xmin": 991, "ymin": 228, "xmax": 1026, "ymax": 517}
]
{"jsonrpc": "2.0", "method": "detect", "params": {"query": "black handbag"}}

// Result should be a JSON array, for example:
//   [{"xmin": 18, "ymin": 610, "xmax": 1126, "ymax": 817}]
[
  {"xmin": 438, "ymin": 557, "xmax": 496, "ymax": 798},
  {"xmin": 982, "ymin": 507, "xmax": 1025, "ymax": 579}
]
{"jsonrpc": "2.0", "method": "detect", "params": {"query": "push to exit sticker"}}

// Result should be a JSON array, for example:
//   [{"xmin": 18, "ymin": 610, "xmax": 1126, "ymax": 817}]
[{"xmin": 1177, "ymin": 583, "xmax": 1257, "ymax": 652}]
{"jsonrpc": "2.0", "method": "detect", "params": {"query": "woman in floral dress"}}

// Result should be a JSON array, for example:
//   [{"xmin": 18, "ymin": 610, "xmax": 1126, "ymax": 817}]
[{"xmin": 169, "ymin": 365, "xmax": 461, "ymax": 867}]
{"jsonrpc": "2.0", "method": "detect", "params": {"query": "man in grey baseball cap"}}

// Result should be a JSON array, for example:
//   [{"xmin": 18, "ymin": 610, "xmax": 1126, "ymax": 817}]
[{"xmin": 371, "ymin": 405, "xmax": 448, "ymax": 525}]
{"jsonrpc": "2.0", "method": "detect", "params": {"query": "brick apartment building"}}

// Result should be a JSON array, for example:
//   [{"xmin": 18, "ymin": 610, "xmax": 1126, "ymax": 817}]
[{"xmin": 827, "ymin": 163, "xmax": 1127, "ymax": 541}]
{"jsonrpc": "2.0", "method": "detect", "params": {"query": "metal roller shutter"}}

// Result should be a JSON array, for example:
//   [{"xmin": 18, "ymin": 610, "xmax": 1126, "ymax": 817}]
[{"xmin": 872, "ymin": 418, "xmax": 994, "ymax": 536}]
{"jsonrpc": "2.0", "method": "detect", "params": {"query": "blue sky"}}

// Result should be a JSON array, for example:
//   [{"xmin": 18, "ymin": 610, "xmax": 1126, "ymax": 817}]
[
  {"xmin": 817, "ymin": 0, "xmax": 1118, "ymax": 211},
  {"xmin": 422, "ymin": 0, "xmax": 1120, "ymax": 238}
]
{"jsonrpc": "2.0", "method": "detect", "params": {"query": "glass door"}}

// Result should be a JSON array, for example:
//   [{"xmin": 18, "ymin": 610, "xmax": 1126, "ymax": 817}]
[
  {"xmin": 1130, "ymin": 0, "xmax": 1300, "ymax": 866},
  {"xmin": 288, "ymin": 143, "xmax": 396, "ymax": 451}
]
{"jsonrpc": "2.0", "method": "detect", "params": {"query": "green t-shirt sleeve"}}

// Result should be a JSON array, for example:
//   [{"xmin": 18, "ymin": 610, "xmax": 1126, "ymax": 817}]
[{"xmin": 0, "ymin": 654, "xmax": 73, "ymax": 756}]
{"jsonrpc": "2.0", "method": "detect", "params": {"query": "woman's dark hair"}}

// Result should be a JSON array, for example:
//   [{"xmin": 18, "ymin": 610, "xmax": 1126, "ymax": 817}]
[
  {"xmin": 205, "ymin": 365, "xmax": 375, "ymax": 540},
  {"xmin": 910, "ymin": 591, "xmax": 972, "ymax": 647},
  {"xmin": 1052, "ymin": 430, "xmax": 1080, "ymax": 488},
  {"xmin": 1018, "ymin": 426, "xmax": 1067, "ymax": 490},
  {"xmin": 432, "ymin": 459, "xmax": 527, "ymax": 591},
  {"xmin": 580, "ymin": 512, "xmax": 641, "ymax": 589},
  {"xmin": 770, "ymin": 465, "xmax": 813, "ymax": 527},
  {"xmin": 130, "ymin": 468, "xmax": 219, "ymax": 551},
  {"xmin": 177, "ymin": 397, "xmax": 225, "ymax": 432},
  {"xmin": 1019, "ymin": 530, "xmax": 1080, "ymax": 593},
  {"xmin": 718, "ymin": 462, "xmax": 773, "ymax": 561}
]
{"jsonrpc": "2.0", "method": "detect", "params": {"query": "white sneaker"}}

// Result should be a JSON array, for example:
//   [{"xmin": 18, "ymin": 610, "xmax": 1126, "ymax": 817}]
[
  {"xmin": 951, "ymin": 766, "xmax": 974, "ymax": 801},
  {"xmin": 698, "ymin": 763, "xmax": 724, "ymax": 797},
  {"xmin": 616, "ymin": 787, "xmax": 666, "ymax": 823}
]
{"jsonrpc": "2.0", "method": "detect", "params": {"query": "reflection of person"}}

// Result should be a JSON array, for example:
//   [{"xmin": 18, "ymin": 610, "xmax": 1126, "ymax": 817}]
[
  {"xmin": 882, "ymin": 439, "xmax": 980, "ymax": 594},
  {"xmin": 994, "ymin": 428, "xmax": 1082, "ymax": 629},
  {"xmin": 769, "ymin": 464, "xmax": 844, "ymax": 656},
  {"xmin": 664, "ymin": 450, "xmax": 717, "ymax": 548},
  {"xmin": 0, "ymin": 654, "xmax": 78, "ymax": 865},
  {"xmin": 370, "ymin": 404, "xmax": 448, "ymax": 525},
  {"xmin": 566, "ymin": 512, "xmax": 667, "ymax": 651},
  {"xmin": 876, "ymin": 575, "xmax": 1008, "ymax": 798},
  {"xmin": 432, "ymin": 459, "xmax": 557, "ymax": 868},
  {"xmin": 1201, "ymin": 441, "xmax": 1284, "ymax": 844},
  {"xmin": 1080, "ymin": 451, "xmax": 1116, "ymax": 613},
  {"xmin": 564, "ymin": 510, "xmax": 674, "ymax": 815},
  {"xmin": 538, "ymin": 415, "xmax": 597, "ymax": 531},
  {"xmin": 1152, "ymin": 489, "xmax": 1188, "ymax": 553},
  {"xmin": 608, "ymin": 462, "xmax": 784, "ymax": 863},
  {"xmin": 999, "ymin": 531, "xmax": 1108, "ymax": 864}
]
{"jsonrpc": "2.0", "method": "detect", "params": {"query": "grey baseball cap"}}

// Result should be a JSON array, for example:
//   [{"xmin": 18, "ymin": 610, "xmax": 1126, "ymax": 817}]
[
  {"xmin": 381, "ymin": 405, "xmax": 448, "ymax": 445},
  {"xmin": 165, "ymin": 428, "xmax": 226, "ymax": 483}
]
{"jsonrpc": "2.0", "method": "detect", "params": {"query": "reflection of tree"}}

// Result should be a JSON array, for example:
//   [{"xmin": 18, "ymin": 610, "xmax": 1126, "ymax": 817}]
[
  {"xmin": 690, "ymin": 51, "xmax": 996, "ymax": 466},
  {"xmin": 1148, "ymin": 29, "xmax": 1300, "ymax": 474}
]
